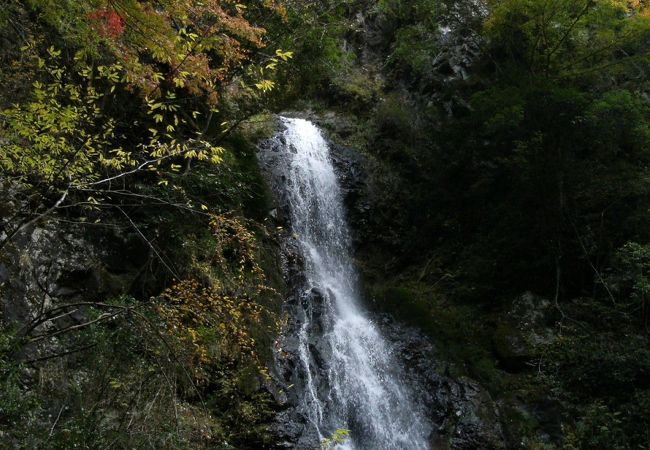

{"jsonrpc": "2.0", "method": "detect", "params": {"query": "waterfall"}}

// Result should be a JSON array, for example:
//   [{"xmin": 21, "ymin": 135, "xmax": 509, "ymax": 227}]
[{"xmin": 262, "ymin": 117, "xmax": 430, "ymax": 449}]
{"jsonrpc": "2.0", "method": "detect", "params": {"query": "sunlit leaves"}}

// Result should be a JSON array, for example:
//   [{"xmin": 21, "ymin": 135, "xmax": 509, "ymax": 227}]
[
  {"xmin": 252, "ymin": 48, "xmax": 293, "ymax": 92},
  {"xmin": 0, "ymin": 50, "xmax": 228, "ymax": 193},
  {"xmin": 0, "ymin": 57, "xmax": 120, "ymax": 187},
  {"xmin": 275, "ymin": 49, "xmax": 294, "ymax": 61},
  {"xmin": 255, "ymin": 79, "xmax": 276, "ymax": 92}
]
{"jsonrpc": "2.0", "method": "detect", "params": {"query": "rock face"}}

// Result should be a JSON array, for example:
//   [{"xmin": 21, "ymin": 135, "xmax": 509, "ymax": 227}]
[
  {"xmin": 493, "ymin": 292, "xmax": 557, "ymax": 372},
  {"xmin": 258, "ymin": 126, "xmax": 319, "ymax": 448},
  {"xmin": 265, "ymin": 236, "xmax": 322, "ymax": 449},
  {"xmin": 341, "ymin": 0, "xmax": 486, "ymax": 115},
  {"xmin": 434, "ymin": 0, "xmax": 487, "ymax": 82}
]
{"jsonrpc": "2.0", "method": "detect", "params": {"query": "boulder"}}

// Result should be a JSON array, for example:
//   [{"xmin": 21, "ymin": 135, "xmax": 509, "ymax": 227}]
[{"xmin": 493, "ymin": 292, "xmax": 557, "ymax": 372}]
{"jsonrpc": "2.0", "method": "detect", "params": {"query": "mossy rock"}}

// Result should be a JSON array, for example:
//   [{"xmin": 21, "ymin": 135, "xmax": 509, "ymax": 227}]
[
  {"xmin": 373, "ymin": 285, "xmax": 433, "ymax": 325},
  {"xmin": 237, "ymin": 113, "xmax": 278, "ymax": 144}
]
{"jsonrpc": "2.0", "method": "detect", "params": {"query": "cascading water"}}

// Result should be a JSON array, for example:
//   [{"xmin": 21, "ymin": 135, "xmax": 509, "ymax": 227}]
[{"xmin": 261, "ymin": 117, "xmax": 431, "ymax": 449}]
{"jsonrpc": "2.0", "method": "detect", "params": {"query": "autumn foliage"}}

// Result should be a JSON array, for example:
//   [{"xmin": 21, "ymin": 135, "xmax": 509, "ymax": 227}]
[
  {"xmin": 158, "ymin": 280, "xmax": 263, "ymax": 366},
  {"xmin": 0, "ymin": 0, "xmax": 292, "ymax": 237},
  {"xmin": 82, "ymin": 0, "xmax": 289, "ymax": 105},
  {"xmin": 157, "ymin": 215, "xmax": 277, "ymax": 378},
  {"xmin": 87, "ymin": 9, "xmax": 125, "ymax": 39}
]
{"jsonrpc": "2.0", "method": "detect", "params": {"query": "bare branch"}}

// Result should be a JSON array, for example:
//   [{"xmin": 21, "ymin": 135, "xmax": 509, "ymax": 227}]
[
  {"xmin": 29, "ymin": 311, "xmax": 123, "ymax": 343},
  {"xmin": 47, "ymin": 403, "xmax": 65, "ymax": 440},
  {"xmin": 83, "ymin": 153, "xmax": 180, "ymax": 187}
]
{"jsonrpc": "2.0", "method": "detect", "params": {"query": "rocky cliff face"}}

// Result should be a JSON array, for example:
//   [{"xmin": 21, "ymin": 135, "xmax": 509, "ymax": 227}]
[
  {"xmin": 0, "ymin": 182, "xmax": 148, "ymax": 354},
  {"xmin": 1, "ymin": 226, "xmax": 147, "ymax": 315}
]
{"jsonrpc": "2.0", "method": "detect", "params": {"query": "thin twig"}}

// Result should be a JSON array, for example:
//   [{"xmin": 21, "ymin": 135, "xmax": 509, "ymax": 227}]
[
  {"xmin": 29, "ymin": 312, "xmax": 122, "ymax": 343},
  {"xmin": 47, "ymin": 403, "xmax": 65, "ymax": 439},
  {"xmin": 25, "ymin": 343, "xmax": 98, "ymax": 365},
  {"xmin": 0, "ymin": 187, "xmax": 69, "ymax": 252},
  {"xmin": 114, "ymin": 206, "xmax": 181, "ymax": 280},
  {"xmin": 570, "ymin": 219, "xmax": 617, "ymax": 306}
]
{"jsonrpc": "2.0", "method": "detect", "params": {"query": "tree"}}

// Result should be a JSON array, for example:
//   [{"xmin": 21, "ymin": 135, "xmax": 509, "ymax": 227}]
[
  {"xmin": 484, "ymin": 0, "xmax": 650, "ymax": 80},
  {"xmin": 0, "ymin": 0, "xmax": 293, "ymax": 253}
]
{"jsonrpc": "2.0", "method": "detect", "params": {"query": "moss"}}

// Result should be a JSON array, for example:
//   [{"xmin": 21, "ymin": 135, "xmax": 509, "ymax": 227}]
[
  {"xmin": 223, "ymin": 118, "xmax": 277, "ymax": 220},
  {"xmin": 369, "ymin": 281, "xmax": 497, "ymax": 379},
  {"xmin": 373, "ymin": 285, "xmax": 434, "ymax": 325},
  {"xmin": 331, "ymin": 68, "xmax": 385, "ymax": 107},
  {"xmin": 238, "ymin": 113, "xmax": 278, "ymax": 144},
  {"xmin": 236, "ymin": 365, "xmax": 264, "ymax": 396},
  {"xmin": 499, "ymin": 401, "xmax": 542, "ymax": 446}
]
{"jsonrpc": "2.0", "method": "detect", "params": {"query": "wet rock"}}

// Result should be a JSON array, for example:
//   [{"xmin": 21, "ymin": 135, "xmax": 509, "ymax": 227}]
[
  {"xmin": 269, "ymin": 207, "xmax": 290, "ymax": 226},
  {"xmin": 271, "ymin": 408, "xmax": 321, "ymax": 450},
  {"xmin": 379, "ymin": 315, "xmax": 506, "ymax": 450},
  {"xmin": 446, "ymin": 377, "xmax": 506, "ymax": 450},
  {"xmin": 329, "ymin": 142, "xmax": 366, "ymax": 205},
  {"xmin": 302, "ymin": 287, "xmax": 326, "ymax": 313},
  {"xmin": 327, "ymin": 138, "xmax": 370, "ymax": 246}
]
